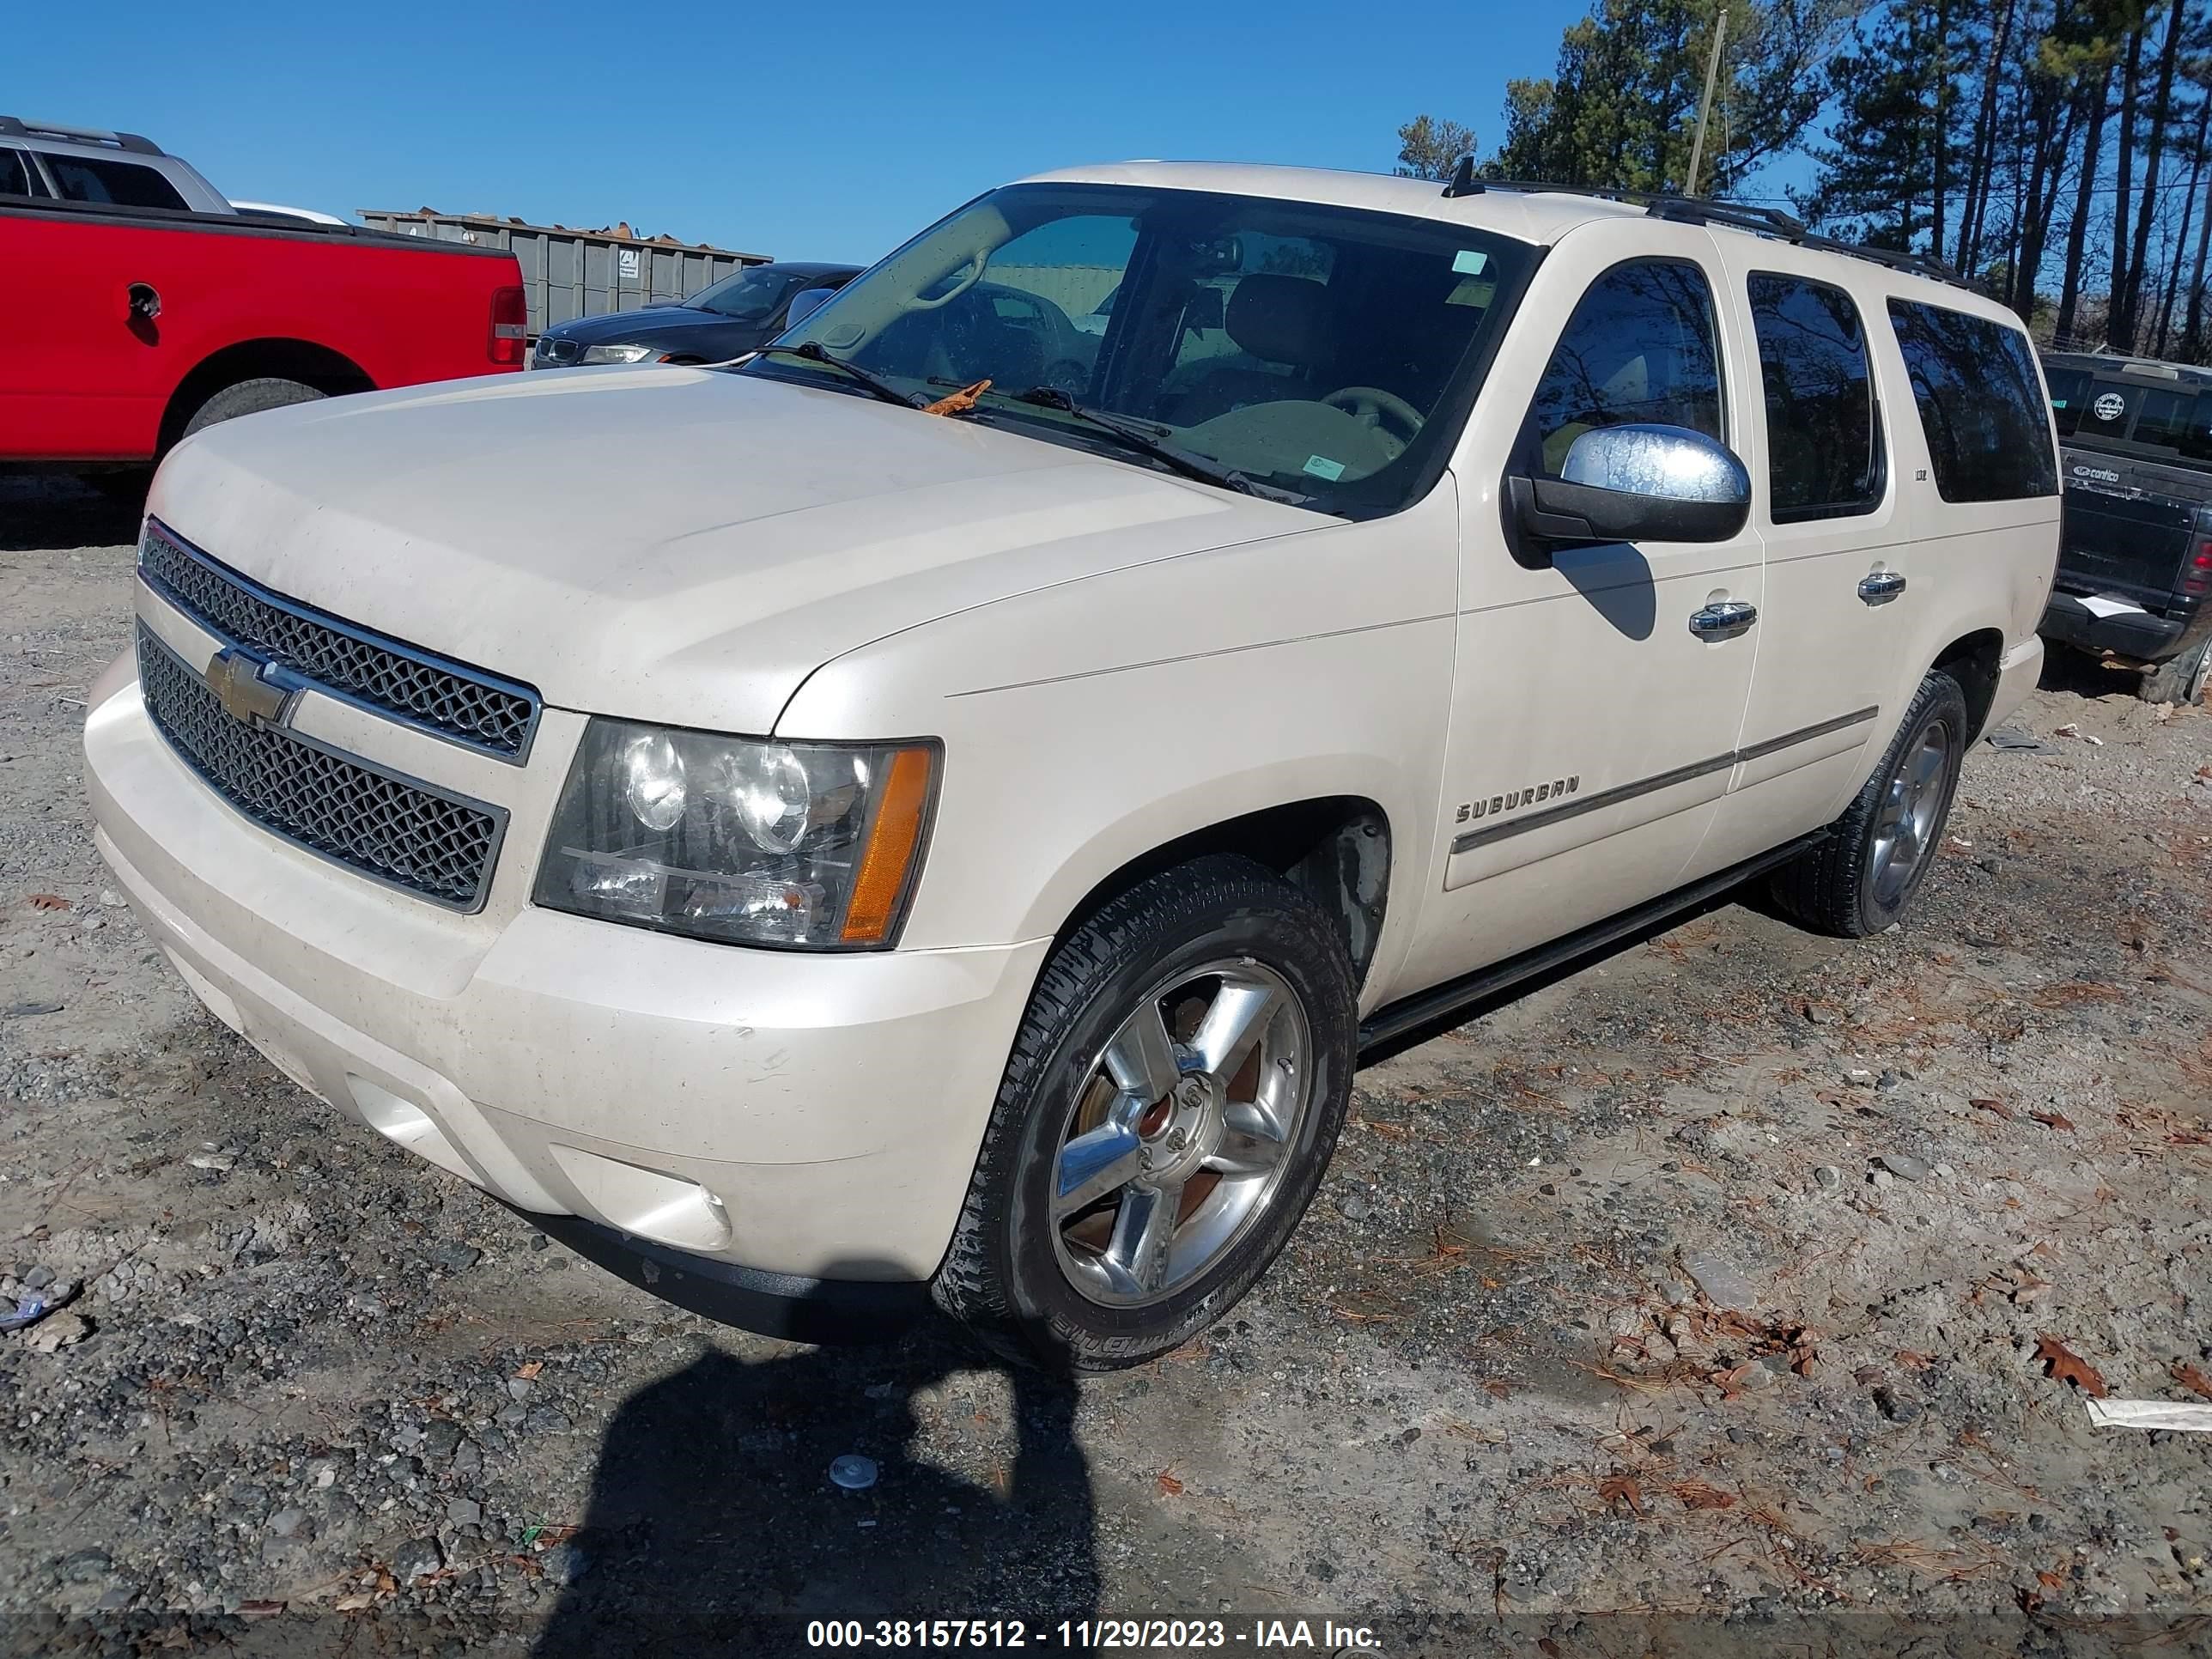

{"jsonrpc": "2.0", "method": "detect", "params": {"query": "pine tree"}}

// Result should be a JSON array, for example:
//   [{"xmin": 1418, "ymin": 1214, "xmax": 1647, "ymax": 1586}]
[
  {"xmin": 1796, "ymin": 3, "xmax": 1948, "ymax": 249},
  {"xmin": 1482, "ymin": 0, "xmax": 1850, "ymax": 194}
]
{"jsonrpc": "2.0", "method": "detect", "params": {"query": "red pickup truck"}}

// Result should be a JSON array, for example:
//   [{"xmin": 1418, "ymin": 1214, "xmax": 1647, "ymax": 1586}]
[{"xmin": 1, "ymin": 119, "xmax": 524, "ymax": 478}]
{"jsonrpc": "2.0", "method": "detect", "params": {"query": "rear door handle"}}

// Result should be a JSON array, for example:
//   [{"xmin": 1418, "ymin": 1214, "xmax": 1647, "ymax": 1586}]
[
  {"xmin": 1858, "ymin": 570, "xmax": 1907, "ymax": 605},
  {"xmin": 1689, "ymin": 599, "xmax": 1758, "ymax": 640}
]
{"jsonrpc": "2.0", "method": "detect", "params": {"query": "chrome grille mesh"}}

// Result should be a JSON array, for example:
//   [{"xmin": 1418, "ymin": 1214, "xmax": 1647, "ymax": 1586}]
[
  {"xmin": 137, "ymin": 627, "xmax": 504, "ymax": 911},
  {"xmin": 139, "ymin": 523, "xmax": 538, "ymax": 759}
]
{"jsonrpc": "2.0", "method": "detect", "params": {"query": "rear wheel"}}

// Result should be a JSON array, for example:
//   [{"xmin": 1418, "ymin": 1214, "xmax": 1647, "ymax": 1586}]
[
  {"xmin": 180, "ymin": 376, "xmax": 325, "ymax": 440},
  {"xmin": 2137, "ymin": 637, "xmax": 2212, "ymax": 706},
  {"xmin": 1769, "ymin": 668, "xmax": 1968, "ymax": 937},
  {"xmin": 933, "ymin": 855, "xmax": 1356, "ymax": 1370}
]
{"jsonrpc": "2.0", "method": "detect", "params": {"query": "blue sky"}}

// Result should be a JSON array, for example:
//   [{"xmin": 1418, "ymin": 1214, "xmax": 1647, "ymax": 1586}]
[{"xmin": 13, "ymin": 0, "xmax": 1606, "ymax": 264}]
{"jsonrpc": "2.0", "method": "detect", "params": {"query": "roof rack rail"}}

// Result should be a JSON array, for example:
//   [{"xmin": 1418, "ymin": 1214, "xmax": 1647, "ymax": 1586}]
[
  {"xmin": 0, "ymin": 116, "xmax": 163, "ymax": 156},
  {"xmin": 1435, "ymin": 169, "xmax": 1969, "ymax": 289}
]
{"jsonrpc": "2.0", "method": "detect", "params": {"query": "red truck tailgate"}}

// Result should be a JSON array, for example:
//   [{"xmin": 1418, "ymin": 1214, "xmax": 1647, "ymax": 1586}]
[{"xmin": 0, "ymin": 204, "xmax": 522, "ymax": 462}]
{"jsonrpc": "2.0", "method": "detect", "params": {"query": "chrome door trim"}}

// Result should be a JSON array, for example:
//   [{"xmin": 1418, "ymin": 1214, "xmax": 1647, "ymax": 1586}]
[{"xmin": 1449, "ymin": 705, "xmax": 1880, "ymax": 854}]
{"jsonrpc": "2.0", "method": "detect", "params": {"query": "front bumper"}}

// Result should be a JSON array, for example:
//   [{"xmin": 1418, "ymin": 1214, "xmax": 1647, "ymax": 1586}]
[
  {"xmin": 516, "ymin": 1206, "xmax": 932, "ymax": 1342},
  {"xmin": 85, "ymin": 664, "xmax": 1047, "ymax": 1294}
]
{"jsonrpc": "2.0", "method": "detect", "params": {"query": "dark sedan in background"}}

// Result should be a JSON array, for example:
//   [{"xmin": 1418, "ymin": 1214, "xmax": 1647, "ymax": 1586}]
[{"xmin": 530, "ymin": 259, "xmax": 860, "ymax": 368}]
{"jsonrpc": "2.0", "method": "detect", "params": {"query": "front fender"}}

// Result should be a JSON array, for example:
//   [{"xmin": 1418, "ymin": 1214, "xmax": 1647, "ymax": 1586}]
[{"xmin": 775, "ymin": 479, "xmax": 1463, "ymax": 1007}]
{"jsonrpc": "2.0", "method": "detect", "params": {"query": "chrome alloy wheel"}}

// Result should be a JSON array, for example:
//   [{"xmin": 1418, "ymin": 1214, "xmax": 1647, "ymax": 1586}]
[
  {"xmin": 1869, "ymin": 719, "xmax": 1952, "ymax": 907},
  {"xmin": 1049, "ymin": 960, "xmax": 1313, "ymax": 1309}
]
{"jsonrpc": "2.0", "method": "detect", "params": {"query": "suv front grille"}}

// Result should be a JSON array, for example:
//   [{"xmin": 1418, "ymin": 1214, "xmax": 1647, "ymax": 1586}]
[
  {"xmin": 137, "ymin": 626, "xmax": 506, "ymax": 912},
  {"xmin": 138, "ymin": 521, "xmax": 539, "ymax": 760}
]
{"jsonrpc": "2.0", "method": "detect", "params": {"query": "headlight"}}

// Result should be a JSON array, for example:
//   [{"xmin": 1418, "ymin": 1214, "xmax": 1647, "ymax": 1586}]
[
  {"xmin": 578, "ymin": 343, "xmax": 659, "ymax": 365},
  {"xmin": 534, "ymin": 720, "xmax": 939, "ymax": 950}
]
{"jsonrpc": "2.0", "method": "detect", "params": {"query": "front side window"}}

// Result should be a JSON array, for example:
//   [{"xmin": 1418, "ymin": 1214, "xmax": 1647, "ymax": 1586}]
[
  {"xmin": 1887, "ymin": 300, "xmax": 2057, "ymax": 501},
  {"xmin": 39, "ymin": 152, "xmax": 189, "ymax": 211},
  {"xmin": 1526, "ymin": 259, "xmax": 1724, "ymax": 478},
  {"xmin": 1747, "ymin": 273, "xmax": 1883, "ymax": 521},
  {"xmin": 756, "ymin": 184, "xmax": 1532, "ymax": 519}
]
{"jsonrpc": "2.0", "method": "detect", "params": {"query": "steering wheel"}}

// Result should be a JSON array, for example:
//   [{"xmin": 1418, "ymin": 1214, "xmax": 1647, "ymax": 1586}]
[{"xmin": 1323, "ymin": 386, "xmax": 1425, "ymax": 452}]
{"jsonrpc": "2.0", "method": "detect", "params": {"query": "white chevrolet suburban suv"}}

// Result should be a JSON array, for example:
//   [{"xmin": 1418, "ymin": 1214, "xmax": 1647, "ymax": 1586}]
[{"xmin": 84, "ymin": 163, "xmax": 2060, "ymax": 1369}]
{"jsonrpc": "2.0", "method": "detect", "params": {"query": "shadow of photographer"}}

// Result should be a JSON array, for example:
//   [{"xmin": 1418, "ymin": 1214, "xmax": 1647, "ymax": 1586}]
[{"xmin": 530, "ymin": 1270, "xmax": 1099, "ymax": 1658}]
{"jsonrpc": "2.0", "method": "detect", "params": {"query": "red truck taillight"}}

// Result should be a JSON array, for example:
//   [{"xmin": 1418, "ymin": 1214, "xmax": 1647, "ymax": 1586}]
[
  {"xmin": 2188, "ymin": 544, "xmax": 2212, "ymax": 598},
  {"xmin": 489, "ymin": 287, "xmax": 526, "ymax": 366}
]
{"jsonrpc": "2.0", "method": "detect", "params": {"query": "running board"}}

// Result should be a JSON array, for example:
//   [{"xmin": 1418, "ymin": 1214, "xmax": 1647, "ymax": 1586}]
[{"xmin": 1356, "ymin": 832, "xmax": 1826, "ymax": 1054}]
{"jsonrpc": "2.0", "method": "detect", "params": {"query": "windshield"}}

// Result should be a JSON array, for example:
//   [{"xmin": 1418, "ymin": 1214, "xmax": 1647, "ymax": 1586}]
[
  {"xmin": 744, "ymin": 183, "xmax": 1531, "ymax": 518},
  {"xmin": 690, "ymin": 265, "xmax": 804, "ymax": 320}
]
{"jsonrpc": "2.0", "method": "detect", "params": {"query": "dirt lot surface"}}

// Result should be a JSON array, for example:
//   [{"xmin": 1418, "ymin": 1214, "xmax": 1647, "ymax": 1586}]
[{"xmin": 3, "ymin": 474, "xmax": 2210, "ymax": 1657}]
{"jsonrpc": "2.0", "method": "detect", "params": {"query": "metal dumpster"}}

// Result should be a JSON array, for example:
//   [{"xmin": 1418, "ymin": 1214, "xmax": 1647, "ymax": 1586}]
[{"xmin": 359, "ymin": 210, "xmax": 772, "ymax": 337}]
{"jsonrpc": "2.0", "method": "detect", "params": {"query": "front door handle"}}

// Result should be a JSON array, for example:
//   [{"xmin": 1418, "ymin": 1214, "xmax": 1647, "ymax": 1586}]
[
  {"xmin": 1858, "ymin": 570, "xmax": 1907, "ymax": 605},
  {"xmin": 1689, "ymin": 599, "xmax": 1758, "ymax": 640}
]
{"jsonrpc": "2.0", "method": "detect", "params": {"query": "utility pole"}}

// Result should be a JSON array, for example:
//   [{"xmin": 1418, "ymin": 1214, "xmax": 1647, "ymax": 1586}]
[{"xmin": 1685, "ymin": 6, "xmax": 1729, "ymax": 196}]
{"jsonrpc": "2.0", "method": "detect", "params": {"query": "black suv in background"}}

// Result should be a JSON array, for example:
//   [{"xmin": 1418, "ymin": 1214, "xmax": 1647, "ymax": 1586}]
[
  {"xmin": 2039, "ymin": 350, "xmax": 2212, "ymax": 702},
  {"xmin": 530, "ymin": 259, "xmax": 860, "ymax": 369}
]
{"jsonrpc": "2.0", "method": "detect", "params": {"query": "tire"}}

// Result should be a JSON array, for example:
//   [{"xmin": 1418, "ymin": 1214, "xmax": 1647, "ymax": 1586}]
[
  {"xmin": 933, "ymin": 854, "xmax": 1357, "ymax": 1371},
  {"xmin": 1769, "ymin": 668, "xmax": 1969, "ymax": 938},
  {"xmin": 180, "ymin": 376, "xmax": 325, "ymax": 440},
  {"xmin": 2137, "ymin": 637, "xmax": 2212, "ymax": 706}
]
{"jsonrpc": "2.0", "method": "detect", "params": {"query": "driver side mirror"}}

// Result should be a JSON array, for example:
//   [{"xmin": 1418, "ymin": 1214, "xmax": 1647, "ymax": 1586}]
[
  {"xmin": 1509, "ymin": 424, "xmax": 1750, "ymax": 561},
  {"xmin": 783, "ymin": 287, "xmax": 838, "ymax": 332}
]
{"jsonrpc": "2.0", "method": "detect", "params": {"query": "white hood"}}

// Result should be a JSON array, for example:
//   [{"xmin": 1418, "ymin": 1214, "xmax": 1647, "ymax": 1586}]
[{"xmin": 148, "ymin": 366, "xmax": 1309, "ymax": 735}]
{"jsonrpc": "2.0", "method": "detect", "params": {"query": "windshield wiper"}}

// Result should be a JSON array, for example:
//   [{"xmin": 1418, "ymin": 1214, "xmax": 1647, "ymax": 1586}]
[
  {"xmin": 1004, "ymin": 386, "xmax": 1312, "ymax": 507},
  {"xmin": 748, "ymin": 341, "xmax": 922, "ymax": 410}
]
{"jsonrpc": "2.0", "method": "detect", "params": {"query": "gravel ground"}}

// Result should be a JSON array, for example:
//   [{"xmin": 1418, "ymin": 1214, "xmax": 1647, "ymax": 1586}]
[{"xmin": 3, "ymin": 474, "xmax": 2210, "ymax": 1656}]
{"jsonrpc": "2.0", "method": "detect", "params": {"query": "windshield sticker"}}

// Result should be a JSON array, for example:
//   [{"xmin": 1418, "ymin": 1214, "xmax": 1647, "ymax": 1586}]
[
  {"xmin": 1448, "ymin": 278, "xmax": 1497, "ymax": 307},
  {"xmin": 1304, "ymin": 455, "xmax": 1347, "ymax": 482},
  {"xmin": 1453, "ymin": 249, "xmax": 1489, "ymax": 274},
  {"xmin": 2093, "ymin": 392, "xmax": 2127, "ymax": 422}
]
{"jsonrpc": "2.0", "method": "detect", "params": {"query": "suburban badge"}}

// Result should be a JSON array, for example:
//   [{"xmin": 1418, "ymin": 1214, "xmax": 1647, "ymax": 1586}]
[{"xmin": 1457, "ymin": 776, "xmax": 1580, "ymax": 823}]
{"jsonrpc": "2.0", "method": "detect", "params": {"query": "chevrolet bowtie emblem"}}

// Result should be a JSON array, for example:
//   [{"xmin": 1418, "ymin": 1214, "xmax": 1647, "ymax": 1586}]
[{"xmin": 205, "ymin": 647, "xmax": 293, "ymax": 727}]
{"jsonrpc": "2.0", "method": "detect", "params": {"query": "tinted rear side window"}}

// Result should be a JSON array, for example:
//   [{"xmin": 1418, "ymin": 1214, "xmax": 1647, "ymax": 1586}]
[
  {"xmin": 1528, "ymin": 259, "xmax": 1724, "ymax": 477},
  {"xmin": 1748, "ymin": 273, "xmax": 1883, "ymax": 521},
  {"xmin": 41, "ymin": 153, "xmax": 189, "ymax": 211},
  {"xmin": 1887, "ymin": 300, "xmax": 2057, "ymax": 501},
  {"xmin": 2130, "ymin": 387, "xmax": 2199, "ymax": 451},
  {"xmin": 2042, "ymin": 364, "xmax": 2090, "ymax": 436},
  {"xmin": 0, "ymin": 147, "xmax": 42, "ymax": 198}
]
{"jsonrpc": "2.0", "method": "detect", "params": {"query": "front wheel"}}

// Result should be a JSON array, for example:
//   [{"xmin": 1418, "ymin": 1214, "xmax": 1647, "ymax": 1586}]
[
  {"xmin": 933, "ymin": 855, "xmax": 1356, "ymax": 1370},
  {"xmin": 1769, "ymin": 668, "xmax": 1968, "ymax": 937}
]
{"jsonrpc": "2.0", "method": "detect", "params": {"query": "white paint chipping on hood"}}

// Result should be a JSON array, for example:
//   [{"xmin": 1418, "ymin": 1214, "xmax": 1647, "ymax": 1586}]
[{"xmin": 148, "ymin": 366, "xmax": 1310, "ymax": 736}]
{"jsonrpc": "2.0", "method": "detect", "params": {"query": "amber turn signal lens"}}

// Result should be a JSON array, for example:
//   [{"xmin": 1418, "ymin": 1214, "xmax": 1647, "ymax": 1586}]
[{"xmin": 841, "ymin": 745, "xmax": 935, "ymax": 944}]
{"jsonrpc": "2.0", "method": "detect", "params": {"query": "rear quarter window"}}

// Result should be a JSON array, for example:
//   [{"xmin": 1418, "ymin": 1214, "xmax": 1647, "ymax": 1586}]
[
  {"xmin": 1887, "ymin": 299, "xmax": 2057, "ymax": 502},
  {"xmin": 0, "ymin": 146, "xmax": 44, "ymax": 198},
  {"xmin": 2042, "ymin": 364, "xmax": 2090, "ymax": 435},
  {"xmin": 40, "ymin": 152, "xmax": 190, "ymax": 212}
]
